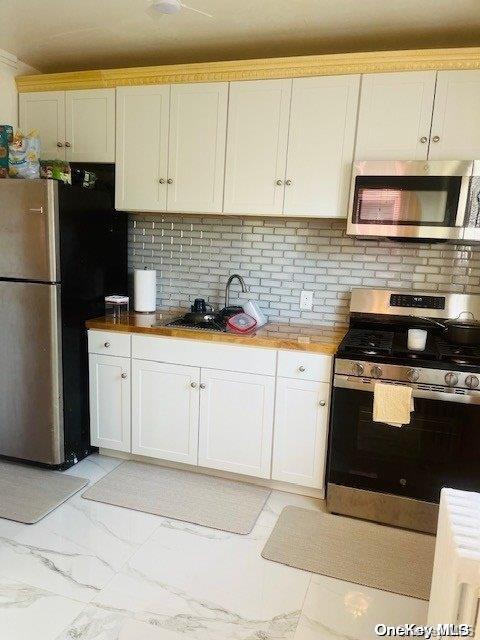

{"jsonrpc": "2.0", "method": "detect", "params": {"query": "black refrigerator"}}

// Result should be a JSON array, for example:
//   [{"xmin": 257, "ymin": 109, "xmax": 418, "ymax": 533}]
[{"xmin": 0, "ymin": 164, "xmax": 127, "ymax": 469}]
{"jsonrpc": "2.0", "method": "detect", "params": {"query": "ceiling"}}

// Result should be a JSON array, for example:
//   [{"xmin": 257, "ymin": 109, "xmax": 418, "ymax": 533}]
[{"xmin": 1, "ymin": 0, "xmax": 480, "ymax": 74}]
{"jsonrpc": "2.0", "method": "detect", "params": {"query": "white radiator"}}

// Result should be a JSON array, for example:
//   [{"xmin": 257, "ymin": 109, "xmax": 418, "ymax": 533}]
[{"xmin": 428, "ymin": 488, "xmax": 480, "ymax": 634}]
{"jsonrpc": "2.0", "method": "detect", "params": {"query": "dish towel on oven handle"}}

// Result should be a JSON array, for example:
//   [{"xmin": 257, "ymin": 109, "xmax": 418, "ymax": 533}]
[{"xmin": 372, "ymin": 382, "xmax": 414, "ymax": 428}]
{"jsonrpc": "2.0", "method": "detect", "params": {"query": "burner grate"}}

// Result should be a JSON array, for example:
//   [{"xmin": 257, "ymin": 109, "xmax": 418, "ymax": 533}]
[
  {"xmin": 341, "ymin": 329, "xmax": 395, "ymax": 356},
  {"xmin": 436, "ymin": 338, "xmax": 480, "ymax": 365}
]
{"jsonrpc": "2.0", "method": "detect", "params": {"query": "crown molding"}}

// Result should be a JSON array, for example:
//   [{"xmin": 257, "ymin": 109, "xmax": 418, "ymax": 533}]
[
  {"xmin": 0, "ymin": 48, "xmax": 18, "ymax": 70},
  {"xmin": 15, "ymin": 46, "xmax": 480, "ymax": 93}
]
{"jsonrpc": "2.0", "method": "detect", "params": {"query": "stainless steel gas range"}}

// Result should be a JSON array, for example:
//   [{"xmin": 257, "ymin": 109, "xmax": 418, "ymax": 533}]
[{"xmin": 327, "ymin": 288, "xmax": 480, "ymax": 534}]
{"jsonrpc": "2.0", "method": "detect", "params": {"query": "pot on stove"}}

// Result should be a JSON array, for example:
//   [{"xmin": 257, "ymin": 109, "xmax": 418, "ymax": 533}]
[{"xmin": 420, "ymin": 311, "xmax": 480, "ymax": 346}]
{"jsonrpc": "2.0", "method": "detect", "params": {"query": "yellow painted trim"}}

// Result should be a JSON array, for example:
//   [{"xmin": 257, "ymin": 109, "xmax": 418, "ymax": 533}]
[{"xmin": 16, "ymin": 47, "xmax": 480, "ymax": 93}]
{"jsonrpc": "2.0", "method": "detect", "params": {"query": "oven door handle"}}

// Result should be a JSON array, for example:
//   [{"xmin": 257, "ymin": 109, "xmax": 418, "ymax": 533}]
[{"xmin": 333, "ymin": 375, "xmax": 480, "ymax": 405}]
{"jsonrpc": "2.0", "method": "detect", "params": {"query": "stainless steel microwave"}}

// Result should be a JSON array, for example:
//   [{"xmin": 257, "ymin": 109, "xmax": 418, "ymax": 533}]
[{"xmin": 347, "ymin": 161, "xmax": 480, "ymax": 241}]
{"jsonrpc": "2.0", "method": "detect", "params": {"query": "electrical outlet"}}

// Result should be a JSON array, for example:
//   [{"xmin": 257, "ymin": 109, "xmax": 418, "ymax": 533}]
[{"xmin": 300, "ymin": 290, "xmax": 313, "ymax": 311}]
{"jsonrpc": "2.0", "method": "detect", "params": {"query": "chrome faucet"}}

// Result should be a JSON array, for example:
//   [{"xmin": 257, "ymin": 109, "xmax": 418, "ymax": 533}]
[{"xmin": 225, "ymin": 274, "xmax": 248, "ymax": 309}]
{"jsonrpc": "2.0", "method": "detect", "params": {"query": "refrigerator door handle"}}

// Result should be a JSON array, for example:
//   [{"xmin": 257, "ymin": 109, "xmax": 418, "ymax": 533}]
[{"xmin": 28, "ymin": 207, "xmax": 44, "ymax": 214}]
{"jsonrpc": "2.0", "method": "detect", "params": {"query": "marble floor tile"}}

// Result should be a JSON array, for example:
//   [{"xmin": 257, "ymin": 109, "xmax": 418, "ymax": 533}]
[
  {"xmin": 64, "ymin": 454, "xmax": 123, "ymax": 486},
  {"xmin": 58, "ymin": 517, "xmax": 312, "ymax": 640},
  {"xmin": 0, "ymin": 478, "xmax": 162, "ymax": 602},
  {"xmin": 293, "ymin": 574, "xmax": 428, "ymax": 640},
  {"xmin": 0, "ymin": 576, "xmax": 84, "ymax": 640}
]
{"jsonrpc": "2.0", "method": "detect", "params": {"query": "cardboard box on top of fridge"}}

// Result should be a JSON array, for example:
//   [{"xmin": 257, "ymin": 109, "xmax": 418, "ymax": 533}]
[{"xmin": 0, "ymin": 125, "xmax": 13, "ymax": 178}]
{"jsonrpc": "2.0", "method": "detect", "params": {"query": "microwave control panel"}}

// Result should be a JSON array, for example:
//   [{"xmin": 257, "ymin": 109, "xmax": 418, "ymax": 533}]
[{"xmin": 390, "ymin": 294, "xmax": 446, "ymax": 310}]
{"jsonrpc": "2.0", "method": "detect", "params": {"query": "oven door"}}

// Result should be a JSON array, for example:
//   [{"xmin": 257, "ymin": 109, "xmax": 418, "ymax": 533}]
[
  {"xmin": 328, "ymin": 376, "xmax": 480, "ymax": 503},
  {"xmin": 347, "ymin": 161, "xmax": 472, "ymax": 240}
]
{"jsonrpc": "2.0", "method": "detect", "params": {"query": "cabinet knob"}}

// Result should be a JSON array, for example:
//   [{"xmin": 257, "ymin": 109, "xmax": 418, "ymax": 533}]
[
  {"xmin": 56, "ymin": 142, "xmax": 63, "ymax": 148},
  {"xmin": 104, "ymin": 342, "xmax": 111, "ymax": 348},
  {"xmin": 275, "ymin": 179, "xmax": 283, "ymax": 186},
  {"xmin": 298, "ymin": 365, "xmax": 306, "ymax": 372},
  {"xmin": 65, "ymin": 141, "xmax": 71, "ymax": 148},
  {"xmin": 319, "ymin": 400, "xmax": 326, "ymax": 407},
  {"xmin": 190, "ymin": 382, "xmax": 197, "ymax": 388},
  {"xmin": 167, "ymin": 178, "xmax": 173, "ymax": 184},
  {"xmin": 432, "ymin": 135, "xmax": 440, "ymax": 143},
  {"xmin": 285, "ymin": 179, "xmax": 293, "ymax": 186},
  {"xmin": 121, "ymin": 373, "xmax": 127, "ymax": 379},
  {"xmin": 200, "ymin": 383, "xmax": 206, "ymax": 389},
  {"xmin": 159, "ymin": 178, "xmax": 165, "ymax": 184},
  {"xmin": 419, "ymin": 136, "xmax": 428, "ymax": 144}
]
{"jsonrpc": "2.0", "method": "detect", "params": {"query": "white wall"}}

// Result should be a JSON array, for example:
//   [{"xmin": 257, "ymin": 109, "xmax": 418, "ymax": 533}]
[{"xmin": 0, "ymin": 49, "xmax": 39, "ymax": 129}]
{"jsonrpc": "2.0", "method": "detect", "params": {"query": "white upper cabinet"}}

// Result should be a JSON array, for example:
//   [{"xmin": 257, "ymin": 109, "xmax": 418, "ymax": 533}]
[
  {"xmin": 429, "ymin": 71, "xmax": 480, "ymax": 160},
  {"xmin": 198, "ymin": 368, "xmax": 275, "ymax": 478},
  {"xmin": 65, "ymin": 89, "xmax": 115, "ymax": 163},
  {"xmin": 355, "ymin": 71, "xmax": 436, "ymax": 160},
  {"xmin": 19, "ymin": 91, "xmax": 65, "ymax": 160},
  {"xmin": 168, "ymin": 83, "xmax": 228, "ymax": 213},
  {"xmin": 224, "ymin": 79, "xmax": 292, "ymax": 214},
  {"xmin": 115, "ymin": 85, "xmax": 170, "ymax": 212},
  {"xmin": 284, "ymin": 75, "xmax": 360, "ymax": 218},
  {"xmin": 19, "ymin": 89, "xmax": 114, "ymax": 162}
]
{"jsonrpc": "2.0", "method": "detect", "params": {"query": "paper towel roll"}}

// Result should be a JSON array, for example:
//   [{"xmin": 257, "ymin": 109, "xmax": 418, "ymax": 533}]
[{"xmin": 134, "ymin": 269, "xmax": 157, "ymax": 312}]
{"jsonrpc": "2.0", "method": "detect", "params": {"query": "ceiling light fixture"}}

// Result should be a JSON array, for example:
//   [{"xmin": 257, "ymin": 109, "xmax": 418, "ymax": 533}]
[{"xmin": 150, "ymin": 0, "xmax": 213, "ymax": 17}]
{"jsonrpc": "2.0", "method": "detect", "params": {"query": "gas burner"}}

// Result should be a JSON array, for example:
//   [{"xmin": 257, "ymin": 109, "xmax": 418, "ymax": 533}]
[
  {"xmin": 436, "ymin": 338, "xmax": 480, "ymax": 366},
  {"xmin": 340, "ymin": 329, "xmax": 394, "ymax": 356}
]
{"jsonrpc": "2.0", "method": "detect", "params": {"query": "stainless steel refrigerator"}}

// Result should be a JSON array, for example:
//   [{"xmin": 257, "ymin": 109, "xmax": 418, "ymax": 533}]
[{"xmin": 0, "ymin": 168, "xmax": 127, "ymax": 467}]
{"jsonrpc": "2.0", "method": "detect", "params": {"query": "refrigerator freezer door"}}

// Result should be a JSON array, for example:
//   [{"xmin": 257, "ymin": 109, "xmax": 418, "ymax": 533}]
[
  {"xmin": 0, "ymin": 281, "xmax": 63, "ymax": 465},
  {"xmin": 0, "ymin": 179, "xmax": 59, "ymax": 282}
]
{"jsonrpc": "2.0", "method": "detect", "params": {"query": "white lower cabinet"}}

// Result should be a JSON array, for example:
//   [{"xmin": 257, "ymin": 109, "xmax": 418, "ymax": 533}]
[
  {"xmin": 198, "ymin": 368, "xmax": 275, "ymax": 478},
  {"xmin": 131, "ymin": 359, "xmax": 200, "ymax": 464},
  {"xmin": 89, "ymin": 353, "xmax": 130, "ymax": 452},
  {"xmin": 272, "ymin": 378, "xmax": 330, "ymax": 489}
]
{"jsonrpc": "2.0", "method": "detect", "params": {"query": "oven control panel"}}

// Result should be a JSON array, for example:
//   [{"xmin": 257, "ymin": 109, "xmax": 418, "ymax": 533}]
[{"xmin": 390, "ymin": 294, "xmax": 446, "ymax": 310}]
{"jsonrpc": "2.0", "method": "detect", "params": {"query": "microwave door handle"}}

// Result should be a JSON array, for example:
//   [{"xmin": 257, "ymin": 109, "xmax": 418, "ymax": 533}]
[{"xmin": 456, "ymin": 176, "xmax": 471, "ymax": 227}]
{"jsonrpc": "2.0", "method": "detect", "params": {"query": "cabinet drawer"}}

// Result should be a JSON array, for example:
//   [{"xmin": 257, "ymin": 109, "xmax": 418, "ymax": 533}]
[
  {"xmin": 88, "ymin": 330, "xmax": 131, "ymax": 358},
  {"xmin": 132, "ymin": 335, "xmax": 276, "ymax": 376},
  {"xmin": 277, "ymin": 350, "xmax": 332, "ymax": 382}
]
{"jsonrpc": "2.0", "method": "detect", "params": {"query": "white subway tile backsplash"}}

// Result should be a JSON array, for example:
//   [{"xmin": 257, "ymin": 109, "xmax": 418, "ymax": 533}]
[{"xmin": 128, "ymin": 214, "xmax": 480, "ymax": 327}]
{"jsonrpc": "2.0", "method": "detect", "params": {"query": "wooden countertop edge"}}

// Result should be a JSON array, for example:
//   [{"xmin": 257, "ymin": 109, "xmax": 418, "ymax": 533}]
[{"xmin": 85, "ymin": 319, "xmax": 344, "ymax": 355}]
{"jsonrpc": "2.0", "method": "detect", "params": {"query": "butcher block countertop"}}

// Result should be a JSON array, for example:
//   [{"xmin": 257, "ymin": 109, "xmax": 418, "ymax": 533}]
[{"xmin": 86, "ymin": 310, "xmax": 346, "ymax": 355}]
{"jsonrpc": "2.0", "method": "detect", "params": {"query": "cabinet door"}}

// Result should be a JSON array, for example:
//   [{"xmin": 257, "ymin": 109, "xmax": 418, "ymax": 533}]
[
  {"xmin": 284, "ymin": 75, "xmax": 360, "ymax": 218},
  {"xmin": 19, "ymin": 91, "xmax": 65, "ymax": 160},
  {"xmin": 429, "ymin": 71, "xmax": 480, "ymax": 160},
  {"xmin": 272, "ymin": 378, "xmax": 330, "ymax": 489},
  {"xmin": 224, "ymin": 79, "xmax": 291, "ymax": 214},
  {"xmin": 198, "ymin": 368, "xmax": 275, "ymax": 478},
  {"xmin": 89, "ymin": 354, "xmax": 130, "ymax": 452},
  {"xmin": 167, "ymin": 83, "xmax": 228, "ymax": 213},
  {"xmin": 132, "ymin": 360, "xmax": 200, "ymax": 464},
  {"xmin": 65, "ymin": 89, "xmax": 115, "ymax": 162},
  {"xmin": 355, "ymin": 72, "xmax": 436, "ymax": 160},
  {"xmin": 115, "ymin": 85, "xmax": 170, "ymax": 211}
]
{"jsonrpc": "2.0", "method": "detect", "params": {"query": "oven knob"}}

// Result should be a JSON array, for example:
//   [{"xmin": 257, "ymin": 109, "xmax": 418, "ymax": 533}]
[
  {"xmin": 465, "ymin": 375, "xmax": 480, "ymax": 389},
  {"xmin": 406, "ymin": 368, "xmax": 419, "ymax": 383},
  {"xmin": 445, "ymin": 372, "xmax": 459, "ymax": 387},
  {"xmin": 370, "ymin": 365, "xmax": 382, "ymax": 379},
  {"xmin": 352, "ymin": 362, "xmax": 364, "ymax": 376}
]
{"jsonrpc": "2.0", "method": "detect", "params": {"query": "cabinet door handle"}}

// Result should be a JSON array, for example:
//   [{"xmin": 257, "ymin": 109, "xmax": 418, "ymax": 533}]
[
  {"xmin": 298, "ymin": 366, "xmax": 306, "ymax": 372},
  {"xmin": 104, "ymin": 342, "xmax": 111, "ymax": 348},
  {"xmin": 121, "ymin": 373, "xmax": 128, "ymax": 379},
  {"xmin": 200, "ymin": 383, "xmax": 206, "ymax": 389},
  {"xmin": 285, "ymin": 179, "xmax": 293, "ymax": 186},
  {"xmin": 419, "ymin": 136, "xmax": 428, "ymax": 144},
  {"xmin": 167, "ymin": 178, "xmax": 173, "ymax": 184},
  {"xmin": 159, "ymin": 178, "xmax": 166, "ymax": 184},
  {"xmin": 432, "ymin": 136, "xmax": 440, "ymax": 143},
  {"xmin": 190, "ymin": 382, "xmax": 197, "ymax": 388},
  {"xmin": 319, "ymin": 400, "xmax": 326, "ymax": 407},
  {"xmin": 65, "ymin": 141, "xmax": 71, "ymax": 148},
  {"xmin": 56, "ymin": 142, "xmax": 63, "ymax": 148},
  {"xmin": 275, "ymin": 179, "xmax": 283, "ymax": 186}
]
